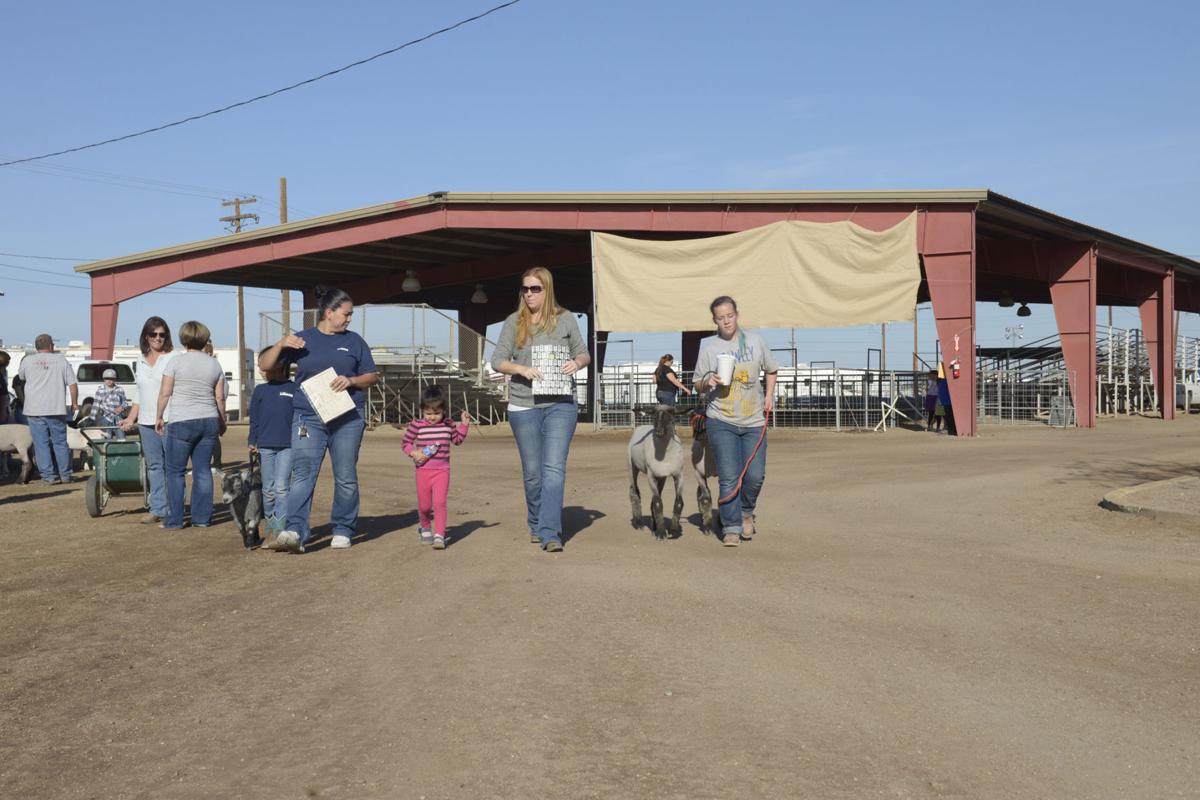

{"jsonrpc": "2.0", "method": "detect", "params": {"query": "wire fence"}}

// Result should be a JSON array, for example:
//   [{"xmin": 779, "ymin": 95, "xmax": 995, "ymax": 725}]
[
  {"xmin": 259, "ymin": 303, "xmax": 508, "ymax": 427},
  {"xmin": 595, "ymin": 366, "xmax": 926, "ymax": 431},
  {"xmin": 976, "ymin": 369, "xmax": 1077, "ymax": 426}
]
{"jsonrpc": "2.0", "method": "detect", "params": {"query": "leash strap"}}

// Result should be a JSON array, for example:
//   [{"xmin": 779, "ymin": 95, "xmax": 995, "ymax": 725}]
[{"xmin": 716, "ymin": 408, "xmax": 770, "ymax": 506}]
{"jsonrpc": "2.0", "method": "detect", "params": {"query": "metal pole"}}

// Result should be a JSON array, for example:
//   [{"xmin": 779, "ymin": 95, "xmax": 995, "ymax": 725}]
[
  {"xmin": 591, "ymin": 257, "xmax": 601, "ymax": 430},
  {"xmin": 834, "ymin": 368, "xmax": 841, "ymax": 431},
  {"xmin": 237, "ymin": 286, "xmax": 246, "ymax": 420},
  {"xmin": 912, "ymin": 302, "xmax": 919, "ymax": 373},
  {"xmin": 881, "ymin": 322, "xmax": 888, "ymax": 373}
]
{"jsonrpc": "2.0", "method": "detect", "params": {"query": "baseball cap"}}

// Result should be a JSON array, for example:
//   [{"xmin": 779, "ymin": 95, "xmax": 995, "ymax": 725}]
[{"xmin": 102, "ymin": 368, "xmax": 117, "ymax": 379}]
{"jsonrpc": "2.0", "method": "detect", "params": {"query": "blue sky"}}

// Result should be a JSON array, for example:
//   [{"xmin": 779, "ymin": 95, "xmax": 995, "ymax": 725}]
[{"xmin": 1, "ymin": 0, "xmax": 1197, "ymax": 365}]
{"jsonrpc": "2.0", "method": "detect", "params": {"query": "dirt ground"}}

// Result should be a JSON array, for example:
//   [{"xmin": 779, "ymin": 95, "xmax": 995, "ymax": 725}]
[{"xmin": 2, "ymin": 415, "xmax": 1198, "ymax": 799}]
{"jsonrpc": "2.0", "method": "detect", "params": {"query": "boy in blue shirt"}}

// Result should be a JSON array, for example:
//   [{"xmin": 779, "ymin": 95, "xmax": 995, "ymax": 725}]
[{"xmin": 249, "ymin": 348, "xmax": 297, "ymax": 549}]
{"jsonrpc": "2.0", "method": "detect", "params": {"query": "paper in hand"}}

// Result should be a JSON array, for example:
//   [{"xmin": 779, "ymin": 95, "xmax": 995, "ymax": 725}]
[
  {"xmin": 530, "ymin": 344, "xmax": 574, "ymax": 396},
  {"xmin": 301, "ymin": 367, "xmax": 355, "ymax": 423}
]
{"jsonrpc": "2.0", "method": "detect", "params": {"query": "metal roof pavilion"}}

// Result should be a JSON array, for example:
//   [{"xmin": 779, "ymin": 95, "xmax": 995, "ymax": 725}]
[{"xmin": 79, "ymin": 189, "xmax": 1200, "ymax": 435}]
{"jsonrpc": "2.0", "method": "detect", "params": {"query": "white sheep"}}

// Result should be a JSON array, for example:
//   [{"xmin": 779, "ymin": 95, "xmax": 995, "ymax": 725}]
[
  {"xmin": 0, "ymin": 423, "xmax": 92, "ymax": 483},
  {"xmin": 627, "ymin": 405, "xmax": 685, "ymax": 539}
]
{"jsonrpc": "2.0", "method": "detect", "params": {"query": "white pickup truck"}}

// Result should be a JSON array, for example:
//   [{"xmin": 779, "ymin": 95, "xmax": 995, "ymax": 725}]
[{"xmin": 72, "ymin": 359, "xmax": 139, "ymax": 410}]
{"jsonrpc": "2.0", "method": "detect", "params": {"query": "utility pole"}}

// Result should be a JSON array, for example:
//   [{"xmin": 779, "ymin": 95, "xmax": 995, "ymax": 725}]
[
  {"xmin": 280, "ymin": 177, "xmax": 290, "ymax": 333},
  {"xmin": 220, "ymin": 196, "xmax": 259, "ymax": 421}
]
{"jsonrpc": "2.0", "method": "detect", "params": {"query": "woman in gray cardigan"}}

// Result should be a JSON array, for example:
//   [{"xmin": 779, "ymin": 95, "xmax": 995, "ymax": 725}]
[{"xmin": 491, "ymin": 267, "xmax": 590, "ymax": 552}]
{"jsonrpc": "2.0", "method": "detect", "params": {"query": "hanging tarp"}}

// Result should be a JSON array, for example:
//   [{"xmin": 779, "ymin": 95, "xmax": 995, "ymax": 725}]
[{"xmin": 592, "ymin": 213, "xmax": 919, "ymax": 333}]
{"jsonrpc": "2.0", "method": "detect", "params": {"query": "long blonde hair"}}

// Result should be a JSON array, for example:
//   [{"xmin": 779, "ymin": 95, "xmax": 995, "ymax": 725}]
[{"xmin": 514, "ymin": 267, "xmax": 562, "ymax": 349}]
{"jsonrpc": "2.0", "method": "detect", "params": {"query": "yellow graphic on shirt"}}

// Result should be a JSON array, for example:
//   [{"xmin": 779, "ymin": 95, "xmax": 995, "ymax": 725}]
[{"xmin": 716, "ymin": 363, "xmax": 760, "ymax": 419}]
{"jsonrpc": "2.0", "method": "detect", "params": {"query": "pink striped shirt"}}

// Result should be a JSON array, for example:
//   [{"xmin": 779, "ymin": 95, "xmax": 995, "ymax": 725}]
[{"xmin": 401, "ymin": 418, "xmax": 469, "ymax": 470}]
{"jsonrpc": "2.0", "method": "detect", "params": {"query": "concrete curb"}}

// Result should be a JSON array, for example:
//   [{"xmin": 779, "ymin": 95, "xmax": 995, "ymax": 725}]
[{"xmin": 1100, "ymin": 476, "xmax": 1200, "ymax": 524}]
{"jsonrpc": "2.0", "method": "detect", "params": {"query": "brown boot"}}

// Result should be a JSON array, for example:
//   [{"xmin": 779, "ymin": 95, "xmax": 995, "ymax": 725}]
[{"xmin": 741, "ymin": 515, "xmax": 756, "ymax": 540}]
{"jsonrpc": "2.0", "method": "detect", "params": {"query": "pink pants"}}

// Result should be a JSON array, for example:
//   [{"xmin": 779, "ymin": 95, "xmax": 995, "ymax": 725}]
[{"xmin": 415, "ymin": 467, "xmax": 451, "ymax": 534}]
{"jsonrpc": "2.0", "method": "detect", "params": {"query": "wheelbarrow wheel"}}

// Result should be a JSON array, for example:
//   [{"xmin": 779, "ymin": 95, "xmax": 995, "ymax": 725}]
[{"xmin": 85, "ymin": 474, "xmax": 104, "ymax": 517}]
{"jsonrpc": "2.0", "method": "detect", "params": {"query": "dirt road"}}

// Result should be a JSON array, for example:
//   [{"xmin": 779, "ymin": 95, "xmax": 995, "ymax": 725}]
[{"xmin": 2, "ymin": 416, "xmax": 1198, "ymax": 798}]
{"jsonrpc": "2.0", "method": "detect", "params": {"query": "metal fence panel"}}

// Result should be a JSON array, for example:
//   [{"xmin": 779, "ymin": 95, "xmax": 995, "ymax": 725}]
[
  {"xmin": 595, "ymin": 366, "xmax": 926, "ymax": 431},
  {"xmin": 976, "ymin": 369, "xmax": 1077, "ymax": 426}
]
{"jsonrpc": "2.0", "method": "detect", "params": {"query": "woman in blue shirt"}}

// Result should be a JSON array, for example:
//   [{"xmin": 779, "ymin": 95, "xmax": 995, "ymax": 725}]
[{"xmin": 258, "ymin": 287, "xmax": 379, "ymax": 554}]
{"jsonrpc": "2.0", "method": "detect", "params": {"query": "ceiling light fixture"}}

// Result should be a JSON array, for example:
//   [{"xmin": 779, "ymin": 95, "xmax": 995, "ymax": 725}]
[
  {"xmin": 998, "ymin": 289, "xmax": 1014, "ymax": 308},
  {"xmin": 1016, "ymin": 302, "xmax": 1031, "ymax": 317},
  {"xmin": 470, "ymin": 283, "xmax": 488, "ymax": 304},
  {"xmin": 401, "ymin": 269, "xmax": 421, "ymax": 293}
]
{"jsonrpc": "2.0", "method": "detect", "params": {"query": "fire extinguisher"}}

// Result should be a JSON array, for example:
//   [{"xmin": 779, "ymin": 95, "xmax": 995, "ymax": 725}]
[{"xmin": 950, "ymin": 358, "xmax": 961, "ymax": 379}]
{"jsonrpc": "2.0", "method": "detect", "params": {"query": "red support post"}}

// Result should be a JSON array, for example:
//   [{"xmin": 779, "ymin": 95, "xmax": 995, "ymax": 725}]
[
  {"xmin": 89, "ymin": 274, "xmax": 119, "ymax": 359},
  {"xmin": 90, "ymin": 303, "xmax": 119, "ymax": 360},
  {"xmin": 1137, "ymin": 271, "xmax": 1176, "ymax": 420},
  {"xmin": 1047, "ymin": 243, "xmax": 1097, "ymax": 428},
  {"xmin": 921, "ymin": 207, "xmax": 977, "ymax": 436}
]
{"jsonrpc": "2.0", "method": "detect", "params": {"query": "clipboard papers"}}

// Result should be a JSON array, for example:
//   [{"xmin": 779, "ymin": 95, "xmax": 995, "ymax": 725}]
[
  {"xmin": 530, "ymin": 344, "xmax": 574, "ymax": 396},
  {"xmin": 300, "ymin": 367, "xmax": 356, "ymax": 422}
]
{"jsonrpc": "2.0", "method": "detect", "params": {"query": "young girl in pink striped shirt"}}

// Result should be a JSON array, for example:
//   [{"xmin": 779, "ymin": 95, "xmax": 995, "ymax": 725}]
[{"xmin": 402, "ymin": 386, "xmax": 470, "ymax": 549}]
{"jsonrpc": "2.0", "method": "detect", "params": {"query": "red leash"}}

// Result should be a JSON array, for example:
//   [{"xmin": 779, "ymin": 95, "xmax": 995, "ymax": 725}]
[{"xmin": 716, "ymin": 409, "xmax": 770, "ymax": 506}]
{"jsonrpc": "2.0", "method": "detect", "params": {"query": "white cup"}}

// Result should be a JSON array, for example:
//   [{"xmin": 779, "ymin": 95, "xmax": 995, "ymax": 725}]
[{"xmin": 716, "ymin": 353, "xmax": 736, "ymax": 385}]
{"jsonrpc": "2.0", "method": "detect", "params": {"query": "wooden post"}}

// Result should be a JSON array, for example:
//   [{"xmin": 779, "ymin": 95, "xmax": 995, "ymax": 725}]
[
  {"xmin": 280, "ymin": 177, "xmax": 291, "ymax": 333},
  {"xmin": 219, "ymin": 196, "xmax": 258, "ymax": 421}
]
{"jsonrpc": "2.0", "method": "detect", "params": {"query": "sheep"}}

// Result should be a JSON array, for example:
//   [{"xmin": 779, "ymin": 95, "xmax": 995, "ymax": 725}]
[
  {"xmin": 627, "ymin": 405, "xmax": 685, "ymax": 540},
  {"xmin": 689, "ymin": 411, "xmax": 719, "ymax": 535},
  {"xmin": 0, "ymin": 423, "xmax": 93, "ymax": 483},
  {"xmin": 0, "ymin": 424, "xmax": 34, "ymax": 484}
]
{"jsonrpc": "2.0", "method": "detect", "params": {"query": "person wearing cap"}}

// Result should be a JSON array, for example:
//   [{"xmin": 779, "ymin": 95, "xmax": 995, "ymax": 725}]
[
  {"xmin": 17, "ymin": 333, "xmax": 79, "ymax": 484},
  {"xmin": 91, "ymin": 367, "xmax": 130, "ymax": 440}
]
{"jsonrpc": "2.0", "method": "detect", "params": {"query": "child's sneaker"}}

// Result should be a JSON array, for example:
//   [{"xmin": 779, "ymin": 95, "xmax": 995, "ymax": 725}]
[
  {"xmin": 432, "ymin": 535, "xmax": 446, "ymax": 550},
  {"xmin": 419, "ymin": 528, "xmax": 434, "ymax": 545}
]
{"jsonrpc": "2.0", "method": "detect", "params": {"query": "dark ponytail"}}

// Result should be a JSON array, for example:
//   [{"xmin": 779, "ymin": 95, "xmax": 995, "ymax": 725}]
[{"xmin": 315, "ymin": 285, "xmax": 353, "ymax": 321}]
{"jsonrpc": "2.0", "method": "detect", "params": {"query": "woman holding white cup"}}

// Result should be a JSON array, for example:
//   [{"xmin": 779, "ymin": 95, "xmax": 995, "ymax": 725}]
[{"xmin": 693, "ymin": 296, "xmax": 779, "ymax": 547}]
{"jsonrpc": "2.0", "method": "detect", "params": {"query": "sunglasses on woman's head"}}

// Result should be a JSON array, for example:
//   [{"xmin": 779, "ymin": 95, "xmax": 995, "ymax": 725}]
[{"xmin": 520, "ymin": 285, "xmax": 544, "ymax": 294}]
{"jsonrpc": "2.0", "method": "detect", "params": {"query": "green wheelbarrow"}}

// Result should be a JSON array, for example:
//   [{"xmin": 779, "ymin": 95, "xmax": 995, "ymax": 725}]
[{"xmin": 81, "ymin": 427, "xmax": 149, "ymax": 517}]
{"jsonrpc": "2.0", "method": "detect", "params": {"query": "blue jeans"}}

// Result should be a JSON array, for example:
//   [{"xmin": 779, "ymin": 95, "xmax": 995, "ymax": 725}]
[
  {"xmin": 509, "ymin": 402, "xmax": 578, "ymax": 544},
  {"xmin": 258, "ymin": 446, "xmax": 293, "ymax": 519},
  {"xmin": 139, "ymin": 424, "xmax": 168, "ymax": 518},
  {"xmin": 286, "ymin": 410, "xmax": 365, "ymax": 545},
  {"xmin": 97, "ymin": 413, "xmax": 126, "ymax": 440},
  {"xmin": 656, "ymin": 389, "xmax": 677, "ymax": 406},
  {"xmin": 164, "ymin": 417, "xmax": 220, "ymax": 528},
  {"xmin": 705, "ymin": 416, "xmax": 768, "ymax": 534},
  {"xmin": 28, "ymin": 415, "xmax": 71, "ymax": 482}
]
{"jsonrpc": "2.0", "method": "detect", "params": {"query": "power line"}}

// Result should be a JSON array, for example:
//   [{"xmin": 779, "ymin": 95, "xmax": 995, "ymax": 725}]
[
  {"xmin": 0, "ymin": 0, "xmax": 524, "ymax": 168},
  {"xmin": 0, "ymin": 264, "xmax": 279, "ymax": 299},
  {"xmin": 0, "ymin": 251, "xmax": 95, "ymax": 262},
  {"xmin": 3, "ymin": 161, "xmax": 309, "ymax": 216}
]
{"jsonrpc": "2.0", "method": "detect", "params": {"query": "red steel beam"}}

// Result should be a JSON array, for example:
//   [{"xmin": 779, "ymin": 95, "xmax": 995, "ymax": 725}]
[
  {"xmin": 1047, "ymin": 243, "xmax": 1098, "ymax": 428},
  {"xmin": 922, "ymin": 207, "xmax": 977, "ymax": 435}
]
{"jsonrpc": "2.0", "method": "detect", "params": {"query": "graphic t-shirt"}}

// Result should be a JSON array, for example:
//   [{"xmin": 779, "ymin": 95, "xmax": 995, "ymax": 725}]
[
  {"xmin": 278, "ymin": 328, "xmax": 377, "ymax": 416},
  {"xmin": 694, "ymin": 330, "xmax": 779, "ymax": 427},
  {"xmin": 17, "ymin": 352, "xmax": 76, "ymax": 416}
]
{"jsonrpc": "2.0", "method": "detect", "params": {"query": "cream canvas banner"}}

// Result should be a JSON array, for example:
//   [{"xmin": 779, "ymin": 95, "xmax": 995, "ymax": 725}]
[{"xmin": 592, "ymin": 213, "xmax": 919, "ymax": 333}]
